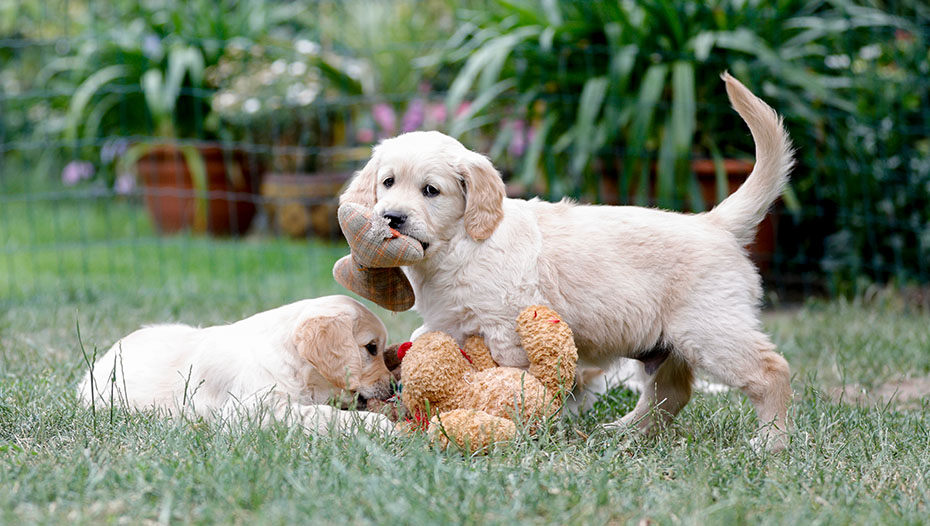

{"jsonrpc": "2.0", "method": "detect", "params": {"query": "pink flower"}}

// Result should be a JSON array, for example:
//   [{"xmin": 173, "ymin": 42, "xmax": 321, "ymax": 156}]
[
  {"xmin": 356, "ymin": 127, "xmax": 375, "ymax": 144},
  {"xmin": 455, "ymin": 101, "xmax": 471, "ymax": 117},
  {"xmin": 61, "ymin": 161, "xmax": 94, "ymax": 186},
  {"xmin": 114, "ymin": 173, "xmax": 136, "ymax": 195},
  {"xmin": 427, "ymin": 103, "xmax": 447, "ymax": 126},
  {"xmin": 372, "ymin": 103, "xmax": 396, "ymax": 136},
  {"xmin": 402, "ymin": 99, "xmax": 425, "ymax": 133}
]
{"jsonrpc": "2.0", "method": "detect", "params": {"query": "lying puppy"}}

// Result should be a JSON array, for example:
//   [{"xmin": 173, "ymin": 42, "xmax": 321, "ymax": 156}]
[
  {"xmin": 78, "ymin": 295, "xmax": 394, "ymax": 435},
  {"xmin": 340, "ymin": 74, "xmax": 794, "ymax": 450}
]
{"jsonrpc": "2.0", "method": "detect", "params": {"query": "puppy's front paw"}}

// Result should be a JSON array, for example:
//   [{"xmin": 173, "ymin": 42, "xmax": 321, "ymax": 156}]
[
  {"xmin": 360, "ymin": 412, "xmax": 396, "ymax": 437},
  {"xmin": 749, "ymin": 427, "xmax": 788, "ymax": 453}
]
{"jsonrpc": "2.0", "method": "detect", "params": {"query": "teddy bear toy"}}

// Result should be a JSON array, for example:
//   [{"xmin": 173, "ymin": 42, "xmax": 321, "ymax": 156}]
[
  {"xmin": 399, "ymin": 305, "xmax": 578, "ymax": 453},
  {"xmin": 332, "ymin": 202, "xmax": 422, "ymax": 312},
  {"xmin": 333, "ymin": 203, "xmax": 578, "ymax": 451}
]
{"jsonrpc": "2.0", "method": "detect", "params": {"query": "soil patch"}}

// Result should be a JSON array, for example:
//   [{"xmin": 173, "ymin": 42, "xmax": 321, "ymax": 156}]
[{"xmin": 830, "ymin": 374, "xmax": 930, "ymax": 410}]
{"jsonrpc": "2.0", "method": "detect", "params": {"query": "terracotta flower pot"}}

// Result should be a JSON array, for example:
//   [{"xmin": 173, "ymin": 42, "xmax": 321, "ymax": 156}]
[
  {"xmin": 260, "ymin": 172, "xmax": 352, "ymax": 239},
  {"xmin": 135, "ymin": 145, "xmax": 258, "ymax": 236}
]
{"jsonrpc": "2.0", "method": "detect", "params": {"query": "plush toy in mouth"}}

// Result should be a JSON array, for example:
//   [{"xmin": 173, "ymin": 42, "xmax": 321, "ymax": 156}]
[{"xmin": 333, "ymin": 202, "xmax": 423, "ymax": 311}]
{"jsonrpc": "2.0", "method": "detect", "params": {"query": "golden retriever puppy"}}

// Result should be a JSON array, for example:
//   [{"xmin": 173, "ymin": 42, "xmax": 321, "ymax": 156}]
[
  {"xmin": 78, "ymin": 295, "xmax": 394, "ymax": 435},
  {"xmin": 340, "ymin": 74, "xmax": 794, "ymax": 451}
]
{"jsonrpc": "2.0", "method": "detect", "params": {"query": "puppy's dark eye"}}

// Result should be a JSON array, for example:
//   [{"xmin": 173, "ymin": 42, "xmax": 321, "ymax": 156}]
[
  {"xmin": 383, "ymin": 177, "xmax": 394, "ymax": 188},
  {"xmin": 365, "ymin": 342, "xmax": 378, "ymax": 356},
  {"xmin": 423, "ymin": 184, "xmax": 439, "ymax": 197}
]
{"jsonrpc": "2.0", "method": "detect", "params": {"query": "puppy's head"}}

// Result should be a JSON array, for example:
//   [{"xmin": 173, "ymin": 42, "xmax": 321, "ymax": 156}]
[
  {"xmin": 340, "ymin": 131, "xmax": 506, "ymax": 257},
  {"xmin": 294, "ymin": 297, "xmax": 392, "ymax": 402}
]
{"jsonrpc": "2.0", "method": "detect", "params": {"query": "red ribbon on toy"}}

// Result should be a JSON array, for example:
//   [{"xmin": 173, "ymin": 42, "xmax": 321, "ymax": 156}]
[
  {"xmin": 396, "ymin": 340, "xmax": 473, "ymax": 364},
  {"xmin": 459, "ymin": 347, "xmax": 473, "ymax": 365}
]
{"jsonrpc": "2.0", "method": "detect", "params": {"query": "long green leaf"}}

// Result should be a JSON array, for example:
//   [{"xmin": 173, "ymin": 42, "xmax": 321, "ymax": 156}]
[
  {"xmin": 622, "ymin": 63, "xmax": 667, "ymax": 205},
  {"xmin": 569, "ymin": 76, "xmax": 609, "ymax": 179},
  {"xmin": 519, "ymin": 114, "xmax": 555, "ymax": 189},
  {"xmin": 141, "ymin": 70, "xmax": 166, "ymax": 121},
  {"xmin": 450, "ymin": 79, "xmax": 516, "ymax": 137},
  {"xmin": 180, "ymin": 145, "xmax": 209, "ymax": 234},
  {"xmin": 446, "ymin": 26, "xmax": 539, "ymax": 115},
  {"xmin": 670, "ymin": 61, "xmax": 699, "ymax": 211},
  {"xmin": 706, "ymin": 137, "xmax": 730, "ymax": 205},
  {"xmin": 65, "ymin": 65, "xmax": 130, "ymax": 144},
  {"xmin": 655, "ymin": 115, "xmax": 677, "ymax": 209},
  {"xmin": 83, "ymin": 93, "xmax": 122, "ymax": 155}
]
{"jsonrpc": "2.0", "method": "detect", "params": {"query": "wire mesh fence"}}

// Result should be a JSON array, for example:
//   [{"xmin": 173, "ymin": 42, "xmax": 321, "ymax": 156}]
[{"xmin": 2, "ymin": 0, "xmax": 929, "ymax": 308}]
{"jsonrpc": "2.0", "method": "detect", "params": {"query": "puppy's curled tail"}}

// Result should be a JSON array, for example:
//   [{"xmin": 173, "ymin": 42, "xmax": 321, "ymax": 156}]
[{"xmin": 707, "ymin": 73, "xmax": 794, "ymax": 246}]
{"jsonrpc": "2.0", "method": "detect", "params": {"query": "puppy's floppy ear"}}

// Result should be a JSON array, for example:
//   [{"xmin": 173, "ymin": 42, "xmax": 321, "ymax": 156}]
[
  {"xmin": 340, "ymin": 147, "xmax": 380, "ymax": 208},
  {"xmin": 295, "ymin": 313, "xmax": 359, "ymax": 389},
  {"xmin": 459, "ymin": 151, "xmax": 505, "ymax": 241}
]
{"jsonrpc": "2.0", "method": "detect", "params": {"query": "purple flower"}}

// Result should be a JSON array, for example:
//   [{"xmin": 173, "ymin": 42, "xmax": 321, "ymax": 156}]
[
  {"xmin": 114, "ymin": 173, "xmax": 136, "ymax": 195},
  {"xmin": 372, "ymin": 103, "xmax": 396, "ymax": 136},
  {"xmin": 401, "ymin": 99, "xmax": 425, "ymax": 133},
  {"xmin": 100, "ymin": 138, "xmax": 128, "ymax": 164},
  {"xmin": 508, "ymin": 119, "xmax": 527, "ymax": 157},
  {"xmin": 61, "ymin": 161, "xmax": 94, "ymax": 186},
  {"xmin": 142, "ymin": 34, "xmax": 162, "ymax": 59}
]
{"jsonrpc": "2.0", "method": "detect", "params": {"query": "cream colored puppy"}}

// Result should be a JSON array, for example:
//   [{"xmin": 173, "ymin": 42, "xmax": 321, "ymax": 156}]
[
  {"xmin": 78, "ymin": 295, "xmax": 394, "ymax": 436},
  {"xmin": 341, "ymin": 74, "xmax": 794, "ymax": 451}
]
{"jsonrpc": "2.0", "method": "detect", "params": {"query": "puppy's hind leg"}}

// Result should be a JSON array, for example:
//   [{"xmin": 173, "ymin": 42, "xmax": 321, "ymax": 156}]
[
  {"xmin": 605, "ymin": 351, "xmax": 694, "ymax": 435},
  {"xmin": 692, "ymin": 330, "xmax": 792, "ymax": 452}
]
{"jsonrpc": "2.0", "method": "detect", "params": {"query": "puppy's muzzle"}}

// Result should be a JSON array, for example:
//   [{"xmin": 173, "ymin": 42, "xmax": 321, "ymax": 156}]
[
  {"xmin": 383, "ymin": 211, "xmax": 407, "ymax": 230},
  {"xmin": 360, "ymin": 380, "xmax": 393, "ymax": 402}
]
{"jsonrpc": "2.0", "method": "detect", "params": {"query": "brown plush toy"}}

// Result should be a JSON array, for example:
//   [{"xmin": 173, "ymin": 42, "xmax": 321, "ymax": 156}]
[
  {"xmin": 332, "ymin": 202, "xmax": 423, "ymax": 312},
  {"xmin": 399, "ymin": 305, "xmax": 578, "ymax": 453}
]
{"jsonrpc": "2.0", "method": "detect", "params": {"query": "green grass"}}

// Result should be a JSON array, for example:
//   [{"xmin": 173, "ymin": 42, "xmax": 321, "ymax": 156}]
[{"xmin": 2, "ymin": 197, "xmax": 930, "ymax": 524}]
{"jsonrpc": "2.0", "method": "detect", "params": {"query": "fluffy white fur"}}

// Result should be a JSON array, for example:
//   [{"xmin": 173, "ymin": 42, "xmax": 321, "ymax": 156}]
[
  {"xmin": 77, "ymin": 295, "xmax": 394, "ymax": 436},
  {"xmin": 341, "ymin": 74, "xmax": 795, "ymax": 451}
]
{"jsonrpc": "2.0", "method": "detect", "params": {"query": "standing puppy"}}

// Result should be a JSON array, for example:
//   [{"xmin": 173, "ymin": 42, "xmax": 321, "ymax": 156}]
[
  {"xmin": 78, "ymin": 295, "xmax": 394, "ymax": 435},
  {"xmin": 340, "ymin": 74, "xmax": 794, "ymax": 450}
]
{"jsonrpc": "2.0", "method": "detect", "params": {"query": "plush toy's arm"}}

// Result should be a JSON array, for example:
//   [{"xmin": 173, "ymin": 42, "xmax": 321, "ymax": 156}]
[
  {"xmin": 516, "ymin": 306, "xmax": 579, "ymax": 399},
  {"xmin": 463, "ymin": 335, "xmax": 498, "ymax": 371},
  {"xmin": 428, "ymin": 409, "xmax": 516, "ymax": 453}
]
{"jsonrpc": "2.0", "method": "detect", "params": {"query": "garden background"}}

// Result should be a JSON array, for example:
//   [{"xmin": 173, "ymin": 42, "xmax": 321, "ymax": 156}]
[
  {"xmin": 2, "ymin": 0, "xmax": 928, "ymax": 304},
  {"xmin": 1, "ymin": 1, "xmax": 929, "ymax": 524}
]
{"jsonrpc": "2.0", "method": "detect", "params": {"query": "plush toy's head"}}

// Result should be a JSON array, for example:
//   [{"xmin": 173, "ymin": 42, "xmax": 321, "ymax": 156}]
[{"xmin": 399, "ymin": 332, "xmax": 474, "ymax": 416}]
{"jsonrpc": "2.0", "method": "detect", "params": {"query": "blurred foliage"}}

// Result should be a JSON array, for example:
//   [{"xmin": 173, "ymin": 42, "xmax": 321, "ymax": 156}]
[
  {"xmin": 799, "ymin": 5, "xmax": 930, "ymax": 292},
  {"xmin": 1, "ymin": 0, "xmax": 928, "ymax": 290},
  {"xmin": 310, "ymin": 0, "xmax": 461, "ymax": 96},
  {"xmin": 1, "ymin": 0, "xmax": 311, "ymax": 187},
  {"xmin": 438, "ymin": 0, "xmax": 900, "ymax": 204},
  {"xmin": 436, "ymin": 0, "xmax": 929, "ymax": 290},
  {"xmin": 205, "ymin": 39, "xmax": 368, "ymax": 172}
]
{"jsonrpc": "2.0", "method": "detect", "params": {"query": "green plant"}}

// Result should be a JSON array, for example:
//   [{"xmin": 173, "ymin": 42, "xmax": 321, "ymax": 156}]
[
  {"xmin": 440, "ymin": 0, "xmax": 898, "ymax": 210},
  {"xmin": 798, "ymin": 16, "xmax": 930, "ymax": 291},
  {"xmin": 42, "ymin": 0, "xmax": 308, "ymax": 229},
  {"xmin": 205, "ymin": 38, "xmax": 368, "ymax": 173},
  {"xmin": 305, "ymin": 0, "xmax": 462, "ymax": 149},
  {"xmin": 312, "ymin": 0, "xmax": 459, "ymax": 96}
]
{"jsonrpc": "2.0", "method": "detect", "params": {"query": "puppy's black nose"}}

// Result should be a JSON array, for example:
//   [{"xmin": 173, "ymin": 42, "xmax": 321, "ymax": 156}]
[{"xmin": 384, "ymin": 212, "xmax": 407, "ymax": 229}]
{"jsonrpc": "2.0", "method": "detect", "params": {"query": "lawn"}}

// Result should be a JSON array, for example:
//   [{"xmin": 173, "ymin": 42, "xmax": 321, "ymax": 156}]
[{"xmin": 1, "ymin": 197, "xmax": 929, "ymax": 525}]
